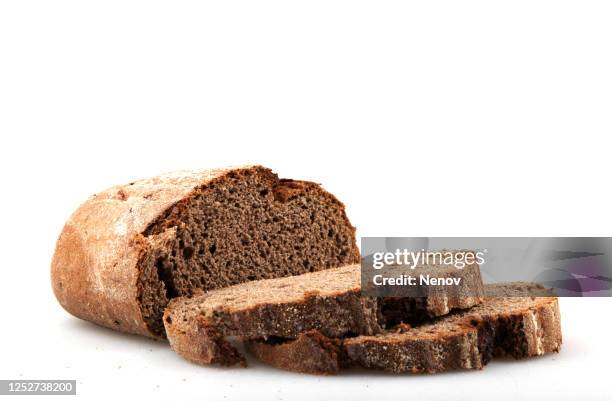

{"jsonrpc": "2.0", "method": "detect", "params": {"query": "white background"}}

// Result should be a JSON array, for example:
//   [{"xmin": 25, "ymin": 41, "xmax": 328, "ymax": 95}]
[{"xmin": 1, "ymin": 1, "xmax": 611, "ymax": 400}]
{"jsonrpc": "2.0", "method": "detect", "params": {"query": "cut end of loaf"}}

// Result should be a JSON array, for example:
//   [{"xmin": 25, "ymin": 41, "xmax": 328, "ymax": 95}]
[{"xmin": 136, "ymin": 166, "xmax": 360, "ymax": 337}]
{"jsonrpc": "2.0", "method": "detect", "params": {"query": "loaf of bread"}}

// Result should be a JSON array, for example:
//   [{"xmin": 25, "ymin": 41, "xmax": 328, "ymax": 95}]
[
  {"xmin": 163, "ymin": 262, "xmax": 485, "ymax": 366},
  {"xmin": 51, "ymin": 166, "xmax": 360, "ymax": 338},
  {"xmin": 51, "ymin": 166, "xmax": 563, "ymax": 376},
  {"xmin": 247, "ymin": 283, "xmax": 562, "ymax": 374}
]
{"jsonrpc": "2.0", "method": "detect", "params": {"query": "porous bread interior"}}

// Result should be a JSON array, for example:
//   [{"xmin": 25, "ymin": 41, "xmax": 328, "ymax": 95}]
[
  {"xmin": 137, "ymin": 167, "xmax": 359, "ymax": 337},
  {"xmin": 170, "ymin": 264, "xmax": 360, "ymax": 319}
]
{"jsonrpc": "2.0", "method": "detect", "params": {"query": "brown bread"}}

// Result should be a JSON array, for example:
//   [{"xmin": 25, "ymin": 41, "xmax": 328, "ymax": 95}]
[
  {"xmin": 163, "ymin": 262, "xmax": 484, "ymax": 366},
  {"xmin": 247, "ymin": 282, "xmax": 562, "ymax": 374},
  {"xmin": 51, "ymin": 166, "xmax": 360, "ymax": 338}
]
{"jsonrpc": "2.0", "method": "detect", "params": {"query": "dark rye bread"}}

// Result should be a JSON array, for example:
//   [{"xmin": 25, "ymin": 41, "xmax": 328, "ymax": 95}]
[
  {"xmin": 163, "ymin": 262, "xmax": 484, "ymax": 366},
  {"xmin": 51, "ymin": 166, "xmax": 359, "ymax": 338},
  {"xmin": 247, "ymin": 283, "xmax": 562, "ymax": 374}
]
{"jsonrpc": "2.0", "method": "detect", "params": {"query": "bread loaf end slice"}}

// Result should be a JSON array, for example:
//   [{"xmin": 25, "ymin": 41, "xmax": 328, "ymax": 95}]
[{"xmin": 248, "ymin": 330, "xmax": 347, "ymax": 374}]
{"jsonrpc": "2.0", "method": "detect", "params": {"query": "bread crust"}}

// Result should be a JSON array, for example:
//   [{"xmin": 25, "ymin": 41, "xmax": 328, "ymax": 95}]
[
  {"xmin": 246, "ymin": 330, "xmax": 346, "ymax": 374},
  {"xmin": 51, "ymin": 166, "xmax": 358, "ymax": 338}
]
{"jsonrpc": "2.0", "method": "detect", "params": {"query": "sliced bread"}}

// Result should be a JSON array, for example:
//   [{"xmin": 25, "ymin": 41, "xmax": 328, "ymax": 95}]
[
  {"xmin": 51, "ymin": 166, "xmax": 360, "ymax": 338},
  {"xmin": 247, "ymin": 282, "xmax": 562, "ymax": 374},
  {"xmin": 163, "ymin": 262, "xmax": 484, "ymax": 366}
]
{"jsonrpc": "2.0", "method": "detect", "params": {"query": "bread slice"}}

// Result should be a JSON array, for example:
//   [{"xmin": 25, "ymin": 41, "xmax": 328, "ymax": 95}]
[
  {"xmin": 51, "ymin": 166, "xmax": 360, "ymax": 338},
  {"xmin": 163, "ymin": 262, "xmax": 484, "ymax": 366},
  {"xmin": 247, "ymin": 330, "xmax": 349, "ymax": 374},
  {"xmin": 247, "ymin": 283, "xmax": 562, "ymax": 374}
]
